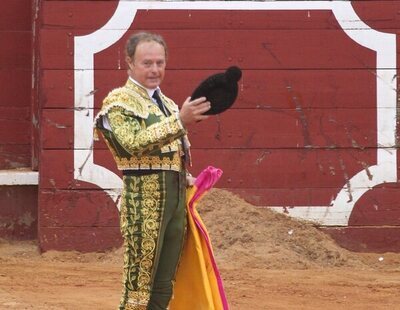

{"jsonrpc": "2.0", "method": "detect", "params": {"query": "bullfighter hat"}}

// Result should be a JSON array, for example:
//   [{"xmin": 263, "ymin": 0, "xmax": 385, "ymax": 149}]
[{"xmin": 191, "ymin": 66, "xmax": 242, "ymax": 115}]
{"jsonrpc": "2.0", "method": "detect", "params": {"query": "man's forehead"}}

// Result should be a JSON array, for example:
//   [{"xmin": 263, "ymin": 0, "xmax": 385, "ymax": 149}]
[
  {"xmin": 137, "ymin": 40, "xmax": 164, "ymax": 50},
  {"xmin": 136, "ymin": 42, "xmax": 166, "ymax": 57}
]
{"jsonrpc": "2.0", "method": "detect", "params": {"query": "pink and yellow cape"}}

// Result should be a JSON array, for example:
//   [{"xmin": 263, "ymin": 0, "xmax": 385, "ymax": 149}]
[{"xmin": 170, "ymin": 166, "xmax": 229, "ymax": 310}]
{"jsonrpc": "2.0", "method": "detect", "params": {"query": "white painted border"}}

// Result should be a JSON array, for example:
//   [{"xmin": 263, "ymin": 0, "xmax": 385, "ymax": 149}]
[
  {"xmin": 74, "ymin": 1, "xmax": 397, "ymax": 224},
  {"xmin": 0, "ymin": 169, "xmax": 39, "ymax": 185}
]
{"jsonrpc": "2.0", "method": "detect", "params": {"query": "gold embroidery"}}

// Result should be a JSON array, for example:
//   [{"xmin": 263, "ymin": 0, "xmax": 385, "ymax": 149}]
[
  {"xmin": 137, "ymin": 175, "xmax": 160, "ymax": 303},
  {"xmin": 125, "ymin": 298, "xmax": 147, "ymax": 310},
  {"xmin": 160, "ymin": 140, "xmax": 180, "ymax": 154},
  {"xmin": 94, "ymin": 78, "xmax": 188, "ymax": 173},
  {"xmin": 126, "ymin": 291, "xmax": 150, "ymax": 309},
  {"xmin": 119, "ymin": 174, "xmax": 164, "ymax": 309},
  {"xmin": 107, "ymin": 107, "xmax": 185, "ymax": 157},
  {"xmin": 98, "ymin": 121, "xmax": 183, "ymax": 172},
  {"xmin": 125, "ymin": 305, "xmax": 146, "ymax": 310},
  {"xmin": 160, "ymin": 95, "xmax": 179, "ymax": 114},
  {"xmin": 100, "ymin": 83, "xmax": 149, "ymax": 119},
  {"xmin": 116, "ymin": 152, "xmax": 182, "ymax": 171},
  {"xmin": 148, "ymin": 103, "xmax": 164, "ymax": 117},
  {"xmin": 95, "ymin": 79, "xmax": 180, "ymax": 124}
]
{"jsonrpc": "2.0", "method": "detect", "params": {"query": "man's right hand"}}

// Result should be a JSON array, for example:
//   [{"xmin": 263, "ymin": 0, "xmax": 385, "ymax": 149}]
[{"xmin": 179, "ymin": 97, "xmax": 211, "ymax": 127}]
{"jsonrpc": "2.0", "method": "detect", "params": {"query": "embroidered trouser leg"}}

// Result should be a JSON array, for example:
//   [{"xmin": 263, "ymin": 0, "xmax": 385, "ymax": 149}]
[
  {"xmin": 147, "ymin": 171, "xmax": 186, "ymax": 309},
  {"xmin": 119, "ymin": 171, "xmax": 186, "ymax": 310}
]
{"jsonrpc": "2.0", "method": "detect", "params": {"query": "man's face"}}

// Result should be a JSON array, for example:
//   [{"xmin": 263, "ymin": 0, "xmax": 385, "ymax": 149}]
[{"xmin": 127, "ymin": 41, "xmax": 166, "ymax": 89}]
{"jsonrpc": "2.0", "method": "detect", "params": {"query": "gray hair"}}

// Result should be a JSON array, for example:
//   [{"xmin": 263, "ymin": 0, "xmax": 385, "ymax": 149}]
[{"xmin": 125, "ymin": 32, "xmax": 168, "ymax": 60}]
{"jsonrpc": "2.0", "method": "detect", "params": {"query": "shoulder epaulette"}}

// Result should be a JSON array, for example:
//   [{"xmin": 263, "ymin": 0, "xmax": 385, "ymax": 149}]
[{"xmin": 98, "ymin": 86, "xmax": 150, "ymax": 119}]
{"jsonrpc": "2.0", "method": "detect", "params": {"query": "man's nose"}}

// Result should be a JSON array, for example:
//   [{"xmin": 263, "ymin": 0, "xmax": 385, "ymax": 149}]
[{"xmin": 149, "ymin": 63, "xmax": 159, "ymax": 71}]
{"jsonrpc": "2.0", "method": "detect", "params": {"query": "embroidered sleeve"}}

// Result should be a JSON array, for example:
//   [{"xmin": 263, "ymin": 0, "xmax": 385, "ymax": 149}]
[{"xmin": 107, "ymin": 107, "xmax": 187, "ymax": 156}]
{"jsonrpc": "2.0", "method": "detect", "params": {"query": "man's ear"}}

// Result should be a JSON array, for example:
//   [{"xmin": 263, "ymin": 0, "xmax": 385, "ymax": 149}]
[{"xmin": 126, "ymin": 56, "xmax": 134, "ymax": 70}]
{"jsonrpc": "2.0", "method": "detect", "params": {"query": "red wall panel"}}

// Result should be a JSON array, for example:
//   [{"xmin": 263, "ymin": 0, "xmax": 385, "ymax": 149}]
[
  {"xmin": 39, "ymin": 190, "xmax": 118, "ymax": 227},
  {"xmin": 0, "ymin": 0, "xmax": 33, "ymax": 31},
  {"xmin": 0, "ymin": 0, "xmax": 36, "ymax": 241},
  {"xmin": 37, "ymin": 1, "xmax": 400, "ymax": 253},
  {"xmin": 39, "ymin": 226, "xmax": 122, "ymax": 252},
  {"xmin": 0, "ymin": 0, "xmax": 33, "ymax": 169},
  {"xmin": 322, "ymin": 227, "xmax": 400, "ymax": 253},
  {"xmin": 40, "ymin": 28, "xmax": 379, "ymax": 70},
  {"xmin": 42, "ymin": 107, "xmax": 379, "ymax": 150},
  {"xmin": 0, "ymin": 186, "xmax": 38, "ymax": 239},
  {"xmin": 42, "ymin": 68, "xmax": 378, "ymax": 110}
]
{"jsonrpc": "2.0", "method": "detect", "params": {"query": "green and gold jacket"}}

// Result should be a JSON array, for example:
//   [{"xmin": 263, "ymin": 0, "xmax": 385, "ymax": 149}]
[{"xmin": 94, "ymin": 79, "xmax": 190, "ymax": 172}]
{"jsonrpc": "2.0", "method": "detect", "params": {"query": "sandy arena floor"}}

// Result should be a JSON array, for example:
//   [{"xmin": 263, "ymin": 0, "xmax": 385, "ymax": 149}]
[{"xmin": 1, "ymin": 189, "xmax": 400, "ymax": 309}]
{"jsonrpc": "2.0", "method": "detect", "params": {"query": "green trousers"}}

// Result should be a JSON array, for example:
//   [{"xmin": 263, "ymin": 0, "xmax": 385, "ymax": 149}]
[{"xmin": 119, "ymin": 171, "xmax": 187, "ymax": 310}]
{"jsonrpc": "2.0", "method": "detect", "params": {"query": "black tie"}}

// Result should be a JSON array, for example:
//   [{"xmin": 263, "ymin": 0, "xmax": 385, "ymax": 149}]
[{"xmin": 152, "ymin": 91, "xmax": 170, "ymax": 116}]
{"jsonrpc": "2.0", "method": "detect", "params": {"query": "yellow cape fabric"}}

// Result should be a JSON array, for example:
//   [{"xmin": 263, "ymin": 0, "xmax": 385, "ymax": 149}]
[{"xmin": 170, "ymin": 185, "xmax": 224, "ymax": 310}]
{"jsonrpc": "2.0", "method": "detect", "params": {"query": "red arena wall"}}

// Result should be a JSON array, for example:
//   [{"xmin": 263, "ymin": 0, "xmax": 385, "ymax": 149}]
[
  {"xmin": 0, "ymin": 0, "xmax": 38, "ymax": 240},
  {"xmin": 34, "ymin": 1, "xmax": 400, "ymax": 252}
]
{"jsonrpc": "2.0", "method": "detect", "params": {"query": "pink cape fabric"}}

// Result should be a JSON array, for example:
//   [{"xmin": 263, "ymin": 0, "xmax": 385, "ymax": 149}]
[{"xmin": 170, "ymin": 166, "xmax": 228, "ymax": 310}]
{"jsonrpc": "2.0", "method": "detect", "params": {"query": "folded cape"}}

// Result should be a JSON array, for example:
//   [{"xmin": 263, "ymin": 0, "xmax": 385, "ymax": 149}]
[{"xmin": 170, "ymin": 166, "xmax": 228, "ymax": 310}]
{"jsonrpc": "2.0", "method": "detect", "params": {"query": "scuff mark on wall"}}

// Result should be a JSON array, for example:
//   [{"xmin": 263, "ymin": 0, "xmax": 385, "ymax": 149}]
[
  {"xmin": 353, "ymin": 56, "xmax": 397, "ymax": 93},
  {"xmin": 32, "ymin": 114, "xmax": 39, "ymax": 127},
  {"xmin": 360, "ymin": 161, "xmax": 373, "ymax": 181},
  {"xmin": 285, "ymin": 81, "xmax": 312, "ymax": 147},
  {"xmin": 215, "ymin": 115, "xmax": 221, "ymax": 141},
  {"xmin": 255, "ymin": 150, "xmax": 269, "ymax": 165},
  {"xmin": 4, "ymin": 160, "xmax": 26, "ymax": 169},
  {"xmin": 338, "ymin": 157, "xmax": 353, "ymax": 202},
  {"xmin": 318, "ymin": 115, "xmax": 336, "ymax": 148},
  {"xmin": 77, "ymin": 144, "xmax": 95, "ymax": 177},
  {"xmin": 317, "ymin": 163, "xmax": 324, "ymax": 173},
  {"xmin": 46, "ymin": 118, "xmax": 67, "ymax": 129},
  {"xmin": 17, "ymin": 212, "xmax": 36, "ymax": 227},
  {"xmin": 261, "ymin": 42, "xmax": 282, "ymax": 65},
  {"xmin": 86, "ymin": 89, "xmax": 98, "ymax": 96},
  {"xmin": 343, "ymin": 125, "xmax": 364, "ymax": 150}
]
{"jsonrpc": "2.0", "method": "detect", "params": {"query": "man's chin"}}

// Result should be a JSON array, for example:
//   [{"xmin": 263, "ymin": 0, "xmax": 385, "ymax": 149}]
[{"xmin": 146, "ymin": 79, "xmax": 161, "ymax": 89}]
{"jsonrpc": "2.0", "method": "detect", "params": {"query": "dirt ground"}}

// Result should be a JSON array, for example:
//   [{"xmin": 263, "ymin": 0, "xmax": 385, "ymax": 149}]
[{"xmin": 1, "ymin": 188, "xmax": 400, "ymax": 310}]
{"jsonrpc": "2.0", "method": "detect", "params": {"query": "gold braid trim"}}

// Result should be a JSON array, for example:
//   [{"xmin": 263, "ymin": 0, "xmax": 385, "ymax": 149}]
[
  {"xmin": 116, "ymin": 151, "xmax": 183, "ymax": 171},
  {"xmin": 100, "ymin": 130, "xmax": 183, "ymax": 171},
  {"xmin": 125, "ymin": 291, "xmax": 149, "ymax": 310},
  {"xmin": 125, "ymin": 304, "xmax": 146, "ymax": 310}
]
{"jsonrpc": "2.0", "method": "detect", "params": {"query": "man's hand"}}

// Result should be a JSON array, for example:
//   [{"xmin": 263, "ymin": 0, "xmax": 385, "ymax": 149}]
[
  {"xmin": 186, "ymin": 175, "xmax": 196, "ymax": 187},
  {"xmin": 179, "ymin": 97, "xmax": 211, "ymax": 127}
]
